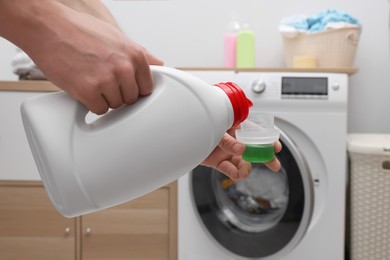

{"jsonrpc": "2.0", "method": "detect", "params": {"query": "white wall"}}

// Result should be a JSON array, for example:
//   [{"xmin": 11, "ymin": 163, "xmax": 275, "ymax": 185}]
[{"xmin": 0, "ymin": 0, "xmax": 389, "ymax": 133}]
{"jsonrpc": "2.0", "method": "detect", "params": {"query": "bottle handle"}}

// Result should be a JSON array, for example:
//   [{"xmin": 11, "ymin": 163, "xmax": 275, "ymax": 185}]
[
  {"xmin": 72, "ymin": 93, "xmax": 149, "ymax": 133},
  {"xmin": 73, "ymin": 96, "xmax": 92, "ymax": 129},
  {"xmin": 73, "ymin": 96, "xmax": 119, "ymax": 132}
]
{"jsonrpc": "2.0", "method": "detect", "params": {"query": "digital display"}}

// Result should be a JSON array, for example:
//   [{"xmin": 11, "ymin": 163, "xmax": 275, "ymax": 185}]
[{"xmin": 282, "ymin": 77, "xmax": 328, "ymax": 95}]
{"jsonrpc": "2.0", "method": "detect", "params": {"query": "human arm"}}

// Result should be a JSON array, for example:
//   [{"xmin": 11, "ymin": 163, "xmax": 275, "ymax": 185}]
[
  {"xmin": 0, "ymin": 0, "xmax": 163, "ymax": 115},
  {"xmin": 202, "ymin": 129, "xmax": 282, "ymax": 181},
  {"xmin": 57, "ymin": 0, "xmax": 119, "ymax": 27}
]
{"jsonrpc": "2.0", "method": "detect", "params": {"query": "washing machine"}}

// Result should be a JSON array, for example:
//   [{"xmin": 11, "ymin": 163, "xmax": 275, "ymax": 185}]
[{"xmin": 178, "ymin": 70, "xmax": 348, "ymax": 260}]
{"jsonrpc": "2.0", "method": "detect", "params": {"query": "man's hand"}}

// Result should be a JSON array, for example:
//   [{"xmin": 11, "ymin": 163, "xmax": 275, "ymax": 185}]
[
  {"xmin": 0, "ymin": 0, "xmax": 164, "ymax": 115},
  {"xmin": 30, "ymin": 2, "xmax": 163, "ymax": 115},
  {"xmin": 201, "ymin": 128, "xmax": 282, "ymax": 181}
]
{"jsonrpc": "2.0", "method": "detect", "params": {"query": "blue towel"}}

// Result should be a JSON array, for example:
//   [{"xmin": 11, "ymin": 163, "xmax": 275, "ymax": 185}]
[
  {"xmin": 307, "ymin": 9, "xmax": 361, "ymax": 32},
  {"xmin": 280, "ymin": 9, "xmax": 361, "ymax": 33}
]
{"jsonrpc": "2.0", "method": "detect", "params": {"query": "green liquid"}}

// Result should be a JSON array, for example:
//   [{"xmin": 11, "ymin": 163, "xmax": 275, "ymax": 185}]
[{"xmin": 242, "ymin": 144, "xmax": 274, "ymax": 163}]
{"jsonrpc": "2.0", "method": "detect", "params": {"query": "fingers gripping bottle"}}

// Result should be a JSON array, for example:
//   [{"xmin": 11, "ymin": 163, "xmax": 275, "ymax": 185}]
[{"xmin": 20, "ymin": 66, "xmax": 253, "ymax": 217}]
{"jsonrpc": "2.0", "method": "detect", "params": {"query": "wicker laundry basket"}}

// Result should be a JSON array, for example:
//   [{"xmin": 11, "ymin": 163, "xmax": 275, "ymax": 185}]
[
  {"xmin": 347, "ymin": 134, "xmax": 390, "ymax": 260},
  {"xmin": 283, "ymin": 27, "xmax": 361, "ymax": 68}
]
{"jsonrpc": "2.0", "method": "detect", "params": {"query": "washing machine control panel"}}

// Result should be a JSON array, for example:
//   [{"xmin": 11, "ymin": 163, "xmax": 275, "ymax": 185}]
[
  {"xmin": 280, "ymin": 76, "xmax": 328, "ymax": 99},
  {"xmin": 236, "ymin": 72, "xmax": 348, "ymax": 105},
  {"xmin": 183, "ymin": 70, "xmax": 348, "ymax": 109},
  {"xmin": 247, "ymin": 76, "xmax": 331, "ymax": 100}
]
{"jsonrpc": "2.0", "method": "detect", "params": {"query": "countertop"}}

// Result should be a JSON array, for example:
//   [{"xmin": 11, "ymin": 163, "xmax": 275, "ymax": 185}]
[{"xmin": 0, "ymin": 67, "xmax": 357, "ymax": 92}]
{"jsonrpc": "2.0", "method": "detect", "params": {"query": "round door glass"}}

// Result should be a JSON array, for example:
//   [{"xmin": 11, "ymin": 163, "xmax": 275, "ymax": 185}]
[
  {"xmin": 191, "ymin": 132, "xmax": 313, "ymax": 258},
  {"xmin": 212, "ymin": 163, "xmax": 289, "ymax": 233}
]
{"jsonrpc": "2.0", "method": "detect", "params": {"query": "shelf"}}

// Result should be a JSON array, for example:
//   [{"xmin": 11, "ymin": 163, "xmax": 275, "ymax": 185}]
[
  {"xmin": 0, "ymin": 67, "xmax": 357, "ymax": 92},
  {"xmin": 177, "ymin": 67, "xmax": 358, "ymax": 75},
  {"xmin": 0, "ymin": 80, "xmax": 59, "ymax": 92}
]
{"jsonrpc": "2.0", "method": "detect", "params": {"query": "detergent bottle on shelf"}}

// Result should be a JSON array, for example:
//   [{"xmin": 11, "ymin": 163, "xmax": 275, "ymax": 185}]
[
  {"xmin": 224, "ymin": 20, "xmax": 241, "ymax": 68},
  {"xmin": 21, "ymin": 66, "xmax": 253, "ymax": 217},
  {"xmin": 236, "ymin": 23, "xmax": 256, "ymax": 68}
]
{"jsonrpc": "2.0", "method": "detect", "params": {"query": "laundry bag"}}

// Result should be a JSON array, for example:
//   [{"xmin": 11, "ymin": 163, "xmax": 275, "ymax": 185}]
[
  {"xmin": 283, "ymin": 27, "xmax": 361, "ymax": 68},
  {"xmin": 347, "ymin": 134, "xmax": 390, "ymax": 260}
]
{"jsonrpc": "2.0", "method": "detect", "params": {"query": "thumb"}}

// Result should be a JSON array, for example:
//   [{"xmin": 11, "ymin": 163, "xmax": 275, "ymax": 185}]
[
  {"xmin": 144, "ymin": 48, "xmax": 164, "ymax": 65},
  {"xmin": 219, "ymin": 133, "xmax": 246, "ymax": 156}
]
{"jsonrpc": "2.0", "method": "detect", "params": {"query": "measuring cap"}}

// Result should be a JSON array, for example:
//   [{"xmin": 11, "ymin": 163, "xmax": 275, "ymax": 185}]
[{"xmin": 235, "ymin": 112, "xmax": 280, "ymax": 145}]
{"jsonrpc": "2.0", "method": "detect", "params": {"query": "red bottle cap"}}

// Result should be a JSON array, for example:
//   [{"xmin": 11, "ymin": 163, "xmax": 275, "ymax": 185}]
[{"xmin": 214, "ymin": 82, "xmax": 253, "ymax": 129}]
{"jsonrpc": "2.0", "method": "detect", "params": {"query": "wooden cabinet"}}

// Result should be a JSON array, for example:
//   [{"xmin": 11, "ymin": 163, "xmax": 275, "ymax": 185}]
[
  {"xmin": 0, "ymin": 182, "xmax": 76, "ymax": 260},
  {"xmin": 81, "ymin": 186, "xmax": 177, "ymax": 260},
  {"xmin": 0, "ymin": 181, "xmax": 177, "ymax": 260}
]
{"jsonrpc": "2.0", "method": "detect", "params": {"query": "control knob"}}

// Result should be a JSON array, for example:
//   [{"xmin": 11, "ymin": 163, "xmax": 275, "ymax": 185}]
[{"xmin": 251, "ymin": 79, "xmax": 266, "ymax": 93}]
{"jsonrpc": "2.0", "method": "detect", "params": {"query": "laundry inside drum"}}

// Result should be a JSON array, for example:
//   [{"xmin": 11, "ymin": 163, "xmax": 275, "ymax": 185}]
[{"xmin": 212, "ymin": 163, "xmax": 289, "ymax": 233}]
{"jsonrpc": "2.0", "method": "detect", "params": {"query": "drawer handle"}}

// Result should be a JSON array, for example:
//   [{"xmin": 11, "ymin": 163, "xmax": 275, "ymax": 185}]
[
  {"xmin": 383, "ymin": 161, "xmax": 390, "ymax": 170},
  {"xmin": 64, "ymin": 227, "xmax": 70, "ymax": 235},
  {"xmin": 85, "ymin": 228, "xmax": 92, "ymax": 235}
]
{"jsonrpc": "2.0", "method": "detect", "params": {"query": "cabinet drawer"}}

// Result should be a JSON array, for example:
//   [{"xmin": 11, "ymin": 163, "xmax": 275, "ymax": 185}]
[
  {"xmin": 82, "ymin": 187, "xmax": 173, "ymax": 260},
  {"xmin": 0, "ymin": 181, "xmax": 75, "ymax": 260}
]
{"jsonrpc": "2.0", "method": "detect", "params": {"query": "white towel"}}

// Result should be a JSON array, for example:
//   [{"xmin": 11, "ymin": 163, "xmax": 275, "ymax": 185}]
[{"xmin": 11, "ymin": 48, "xmax": 46, "ymax": 80}]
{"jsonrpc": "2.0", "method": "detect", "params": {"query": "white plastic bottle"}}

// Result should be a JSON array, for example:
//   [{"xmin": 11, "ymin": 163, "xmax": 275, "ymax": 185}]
[{"xmin": 21, "ymin": 66, "xmax": 253, "ymax": 217}]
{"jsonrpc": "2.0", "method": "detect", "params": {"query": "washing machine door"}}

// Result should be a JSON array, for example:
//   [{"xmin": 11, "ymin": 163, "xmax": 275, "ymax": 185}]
[{"xmin": 191, "ymin": 130, "xmax": 314, "ymax": 259}]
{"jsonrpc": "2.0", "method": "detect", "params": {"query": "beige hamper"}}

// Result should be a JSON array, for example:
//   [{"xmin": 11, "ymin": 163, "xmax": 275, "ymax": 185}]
[
  {"xmin": 283, "ymin": 27, "xmax": 361, "ymax": 68},
  {"xmin": 347, "ymin": 134, "xmax": 390, "ymax": 260}
]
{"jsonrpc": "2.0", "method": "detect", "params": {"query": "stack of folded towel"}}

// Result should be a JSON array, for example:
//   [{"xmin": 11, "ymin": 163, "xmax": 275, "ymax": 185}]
[
  {"xmin": 279, "ymin": 9, "xmax": 361, "ymax": 38},
  {"xmin": 11, "ymin": 48, "xmax": 46, "ymax": 80}
]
